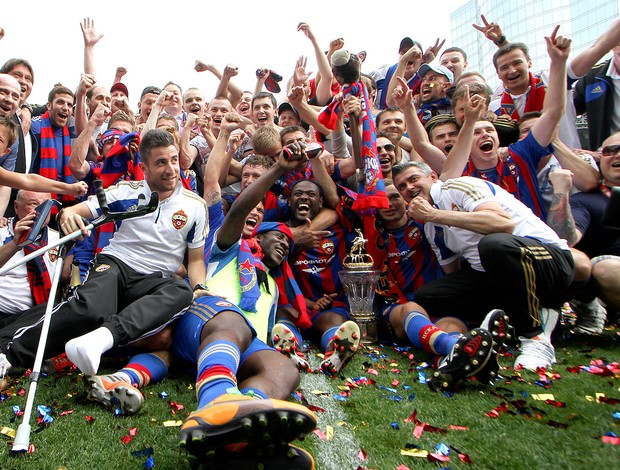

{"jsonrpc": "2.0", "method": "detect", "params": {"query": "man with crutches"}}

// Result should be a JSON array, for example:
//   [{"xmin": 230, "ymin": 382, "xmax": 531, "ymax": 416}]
[{"xmin": 0, "ymin": 129, "xmax": 207, "ymax": 382}]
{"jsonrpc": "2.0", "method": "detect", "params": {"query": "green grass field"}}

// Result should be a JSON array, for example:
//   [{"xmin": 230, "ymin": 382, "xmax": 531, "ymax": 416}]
[{"xmin": 1, "ymin": 326, "xmax": 618, "ymax": 470}]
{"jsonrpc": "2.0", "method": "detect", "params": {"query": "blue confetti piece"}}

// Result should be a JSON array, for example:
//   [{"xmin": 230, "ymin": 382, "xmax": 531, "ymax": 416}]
[
  {"xmin": 132, "ymin": 448, "xmax": 154, "ymax": 458},
  {"xmin": 143, "ymin": 455, "xmax": 155, "ymax": 469},
  {"xmin": 159, "ymin": 391, "xmax": 169, "ymax": 399},
  {"xmin": 533, "ymin": 380, "xmax": 551, "ymax": 388},
  {"xmin": 521, "ymin": 390, "xmax": 528, "ymax": 397},
  {"xmin": 603, "ymin": 431, "xmax": 618, "ymax": 438},
  {"xmin": 403, "ymin": 385, "xmax": 411, "ymax": 390},
  {"xmin": 613, "ymin": 412, "xmax": 620, "ymax": 420},
  {"xmin": 408, "ymin": 393, "xmax": 416, "ymax": 402},
  {"xmin": 391, "ymin": 421, "xmax": 400, "ymax": 430},
  {"xmin": 436, "ymin": 442, "xmax": 450, "ymax": 455},
  {"xmin": 388, "ymin": 395, "xmax": 403, "ymax": 402},
  {"xmin": 418, "ymin": 371, "xmax": 427, "ymax": 384},
  {"xmin": 12, "ymin": 405, "xmax": 21, "ymax": 415},
  {"xmin": 333, "ymin": 394, "xmax": 347, "ymax": 401},
  {"xmin": 443, "ymin": 391, "xmax": 455, "ymax": 398},
  {"xmin": 37, "ymin": 405, "xmax": 54, "ymax": 424}
]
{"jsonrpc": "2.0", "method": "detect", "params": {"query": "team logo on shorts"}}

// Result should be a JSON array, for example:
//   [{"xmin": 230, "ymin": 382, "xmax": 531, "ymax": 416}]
[
  {"xmin": 48, "ymin": 247, "xmax": 59, "ymax": 262},
  {"xmin": 321, "ymin": 239, "xmax": 334, "ymax": 254},
  {"xmin": 95, "ymin": 264, "xmax": 110, "ymax": 272},
  {"xmin": 215, "ymin": 301, "xmax": 232, "ymax": 307},
  {"xmin": 172, "ymin": 210, "xmax": 188, "ymax": 230}
]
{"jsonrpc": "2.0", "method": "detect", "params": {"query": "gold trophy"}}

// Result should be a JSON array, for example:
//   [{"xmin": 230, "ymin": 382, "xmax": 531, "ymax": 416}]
[{"xmin": 338, "ymin": 229, "xmax": 380, "ymax": 344}]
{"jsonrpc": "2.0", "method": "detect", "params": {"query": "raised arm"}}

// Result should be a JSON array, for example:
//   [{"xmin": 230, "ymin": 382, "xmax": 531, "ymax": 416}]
[
  {"xmin": 214, "ymin": 64, "xmax": 243, "ymax": 108},
  {"xmin": 217, "ymin": 144, "xmax": 308, "ymax": 250},
  {"xmin": 439, "ymin": 86, "xmax": 485, "ymax": 181},
  {"xmin": 179, "ymin": 113, "xmax": 199, "ymax": 171},
  {"xmin": 550, "ymin": 137, "xmax": 599, "ymax": 193},
  {"xmin": 298, "ymin": 22, "xmax": 333, "ymax": 106},
  {"xmin": 287, "ymin": 85, "xmax": 331, "ymax": 136},
  {"xmin": 74, "ymin": 73, "xmax": 96, "ymax": 136},
  {"xmin": 80, "ymin": 18, "xmax": 103, "ymax": 76},
  {"xmin": 391, "ymin": 76, "xmax": 446, "ymax": 174},
  {"xmin": 385, "ymin": 45, "xmax": 423, "ymax": 108},
  {"xmin": 140, "ymin": 90, "xmax": 171, "ymax": 137},
  {"xmin": 70, "ymin": 103, "xmax": 110, "ymax": 180},
  {"xmin": 530, "ymin": 26, "xmax": 570, "ymax": 148},
  {"xmin": 546, "ymin": 169, "xmax": 581, "ymax": 246},
  {"xmin": 472, "ymin": 14, "xmax": 508, "ymax": 48},
  {"xmin": 570, "ymin": 17, "xmax": 620, "ymax": 77}
]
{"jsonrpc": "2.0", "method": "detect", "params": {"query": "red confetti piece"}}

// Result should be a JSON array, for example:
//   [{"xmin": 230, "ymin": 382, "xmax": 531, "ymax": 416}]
[
  {"xmin": 85, "ymin": 416, "xmax": 95, "ymax": 423},
  {"xmin": 59, "ymin": 410, "xmax": 74, "ymax": 417},
  {"xmin": 423, "ymin": 423, "xmax": 447, "ymax": 434},
  {"xmin": 392, "ymin": 379, "xmax": 400, "ymax": 387},
  {"xmin": 367, "ymin": 368, "xmax": 379, "ymax": 376},
  {"xmin": 458, "ymin": 452, "xmax": 473, "ymax": 463},
  {"xmin": 485, "ymin": 409, "xmax": 500, "ymax": 419},
  {"xmin": 413, "ymin": 424, "xmax": 425, "ymax": 439},
  {"xmin": 598, "ymin": 397, "xmax": 620, "ymax": 405},
  {"xmin": 129, "ymin": 427, "xmax": 138, "ymax": 436},
  {"xmin": 18, "ymin": 388, "xmax": 26, "ymax": 396},
  {"xmin": 313, "ymin": 429, "xmax": 327, "ymax": 441},
  {"xmin": 27, "ymin": 443, "xmax": 36, "ymax": 454},
  {"xmin": 121, "ymin": 435, "xmax": 133, "ymax": 444},
  {"xmin": 404, "ymin": 410, "xmax": 418, "ymax": 424},
  {"xmin": 357, "ymin": 449, "xmax": 367, "ymax": 461},
  {"xmin": 566, "ymin": 366, "xmax": 581, "ymax": 374},
  {"xmin": 545, "ymin": 399, "xmax": 566, "ymax": 408},
  {"xmin": 448, "ymin": 425, "xmax": 469, "ymax": 431},
  {"xmin": 397, "ymin": 466, "xmax": 411, "ymax": 470},
  {"xmin": 307, "ymin": 405, "xmax": 326, "ymax": 413},
  {"xmin": 602, "ymin": 435, "xmax": 620, "ymax": 445},
  {"xmin": 427, "ymin": 452, "xmax": 450, "ymax": 463}
]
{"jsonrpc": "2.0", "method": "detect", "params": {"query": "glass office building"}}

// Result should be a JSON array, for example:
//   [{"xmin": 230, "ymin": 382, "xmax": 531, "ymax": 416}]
[{"xmin": 450, "ymin": 0, "xmax": 619, "ymax": 90}]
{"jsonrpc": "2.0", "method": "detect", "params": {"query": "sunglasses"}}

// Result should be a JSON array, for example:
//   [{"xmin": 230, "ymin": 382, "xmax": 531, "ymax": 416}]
[
  {"xmin": 602, "ymin": 144, "xmax": 620, "ymax": 156},
  {"xmin": 377, "ymin": 143, "xmax": 396, "ymax": 153}
]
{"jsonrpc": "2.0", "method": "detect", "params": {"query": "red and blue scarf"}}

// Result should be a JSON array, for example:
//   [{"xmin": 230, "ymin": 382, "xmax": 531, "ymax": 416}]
[
  {"xmin": 38, "ymin": 111, "xmax": 75, "ymax": 205},
  {"xmin": 500, "ymin": 72, "xmax": 546, "ymax": 120},
  {"xmin": 17, "ymin": 223, "xmax": 52, "ymax": 305},
  {"xmin": 237, "ymin": 222, "xmax": 310, "ymax": 329},
  {"xmin": 94, "ymin": 131, "xmax": 144, "ymax": 188},
  {"xmin": 317, "ymin": 81, "xmax": 388, "ymax": 211}
]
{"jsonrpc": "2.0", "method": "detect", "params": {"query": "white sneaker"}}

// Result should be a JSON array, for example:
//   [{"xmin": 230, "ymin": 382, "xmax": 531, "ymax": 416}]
[
  {"xmin": 0, "ymin": 353, "xmax": 12, "ymax": 378},
  {"xmin": 540, "ymin": 308, "xmax": 559, "ymax": 338},
  {"xmin": 570, "ymin": 299, "xmax": 606, "ymax": 335},
  {"xmin": 514, "ymin": 333, "xmax": 556, "ymax": 370}
]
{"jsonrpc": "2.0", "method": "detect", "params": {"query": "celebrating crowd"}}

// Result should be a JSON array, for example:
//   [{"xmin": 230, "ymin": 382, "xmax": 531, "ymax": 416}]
[{"xmin": 0, "ymin": 15, "xmax": 619, "ymax": 469}]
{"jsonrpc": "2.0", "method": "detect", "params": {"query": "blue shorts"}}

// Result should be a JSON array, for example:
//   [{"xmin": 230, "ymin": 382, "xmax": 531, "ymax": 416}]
[{"xmin": 172, "ymin": 295, "xmax": 260, "ymax": 366}]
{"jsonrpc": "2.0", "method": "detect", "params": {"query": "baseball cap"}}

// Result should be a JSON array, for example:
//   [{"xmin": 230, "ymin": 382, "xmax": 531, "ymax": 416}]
[
  {"xmin": 417, "ymin": 64, "xmax": 454, "ymax": 84},
  {"xmin": 110, "ymin": 82, "xmax": 129, "ymax": 97},
  {"xmin": 278, "ymin": 102, "xmax": 299, "ymax": 118},
  {"xmin": 140, "ymin": 86, "xmax": 161, "ymax": 99}
]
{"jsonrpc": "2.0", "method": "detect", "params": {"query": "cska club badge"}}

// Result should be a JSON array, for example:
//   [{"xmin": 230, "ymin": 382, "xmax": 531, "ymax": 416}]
[{"xmin": 172, "ymin": 210, "xmax": 188, "ymax": 230}]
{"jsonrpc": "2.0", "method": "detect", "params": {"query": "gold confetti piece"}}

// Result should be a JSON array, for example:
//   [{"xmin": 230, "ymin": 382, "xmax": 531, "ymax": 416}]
[
  {"xmin": 337, "ymin": 421, "xmax": 347, "ymax": 427},
  {"xmin": 596, "ymin": 392, "xmax": 605, "ymax": 400},
  {"xmin": 1, "ymin": 427, "xmax": 16, "ymax": 438},
  {"xmin": 326, "ymin": 425, "xmax": 334, "ymax": 440},
  {"xmin": 390, "ymin": 362, "xmax": 399, "ymax": 367},
  {"xmin": 401, "ymin": 448, "xmax": 428, "ymax": 458},
  {"xmin": 163, "ymin": 420, "xmax": 183, "ymax": 427},
  {"xmin": 532, "ymin": 394, "xmax": 555, "ymax": 401},
  {"xmin": 585, "ymin": 395, "xmax": 595, "ymax": 402},
  {"xmin": 150, "ymin": 418, "xmax": 158, "ymax": 425},
  {"xmin": 311, "ymin": 390, "xmax": 331, "ymax": 396},
  {"xmin": 337, "ymin": 386, "xmax": 350, "ymax": 391}
]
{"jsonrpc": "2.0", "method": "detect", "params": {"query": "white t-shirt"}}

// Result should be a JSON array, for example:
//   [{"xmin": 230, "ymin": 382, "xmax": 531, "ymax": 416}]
[
  {"xmin": 425, "ymin": 177, "xmax": 569, "ymax": 272},
  {"xmin": 84, "ymin": 180, "xmax": 208, "ymax": 275}
]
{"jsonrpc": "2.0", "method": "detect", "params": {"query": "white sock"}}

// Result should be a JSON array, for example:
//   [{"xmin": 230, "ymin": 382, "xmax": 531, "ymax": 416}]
[
  {"xmin": 0, "ymin": 353, "xmax": 12, "ymax": 378},
  {"xmin": 65, "ymin": 327, "xmax": 114, "ymax": 375}
]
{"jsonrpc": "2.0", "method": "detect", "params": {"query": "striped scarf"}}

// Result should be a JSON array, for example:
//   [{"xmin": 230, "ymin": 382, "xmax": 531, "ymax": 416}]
[
  {"xmin": 38, "ymin": 111, "xmax": 75, "ymax": 204},
  {"xmin": 318, "ymin": 81, "xmax": 388, "ymax": 211},
  {"xmin": 21, "ymin": 225, "xmax": 52, "ymax": 305},
  {"xmin": 500, "ymin": 72, "xmax": 546, "ymax": 120}
]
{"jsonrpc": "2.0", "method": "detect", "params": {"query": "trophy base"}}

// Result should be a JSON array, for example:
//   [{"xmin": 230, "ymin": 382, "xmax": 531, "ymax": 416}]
[{"xmin": 349, "ymin": 313, "xmax": 378, "ymax": 344}]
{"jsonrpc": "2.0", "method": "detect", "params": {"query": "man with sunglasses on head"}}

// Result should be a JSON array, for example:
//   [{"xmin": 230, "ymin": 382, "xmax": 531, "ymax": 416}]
[{"xmin": 547, "ymin": 133, "xmax": 620, "ymax": 334}]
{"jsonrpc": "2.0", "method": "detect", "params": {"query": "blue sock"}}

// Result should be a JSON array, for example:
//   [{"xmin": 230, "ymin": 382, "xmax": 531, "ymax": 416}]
[
  {"xmin": 280, "ymin": 319, "xmax": 303, "ymax": 345},
  {"xmin": 240, "ymin": 387, "xmax": 268, "ymax": 399},
  {"xmin": 321, "ymin": 326, "xmax": 340, "ymax": 352},
  {"xmin": 404, "ymin": 311, "xmax": 459, "ymax": 356},
  {"xmin": 117, "ymin": 353, "xmax": 168, "ymax": 388},
  {"xmin": 196, "ymin": 340, "xmax": 240, "ymax": 409}
]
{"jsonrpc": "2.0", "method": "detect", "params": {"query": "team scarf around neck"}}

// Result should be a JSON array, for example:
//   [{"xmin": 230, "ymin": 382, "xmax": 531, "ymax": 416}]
[
  {"xmin": 417, "ymin": 97, "xmax": 452, "ymax": 125},
  {"xmin": 95, "ymin": 131, "xmax": 144, "ymax": 188},
  {"xmin": 38, "ymin": 111, "xmax": 75, "ymax": 204},
  {"xmin": 500, "ymin": 72, "xmax": 546, "ymax": 120},
  {"xmin": 16, "ymin": 222, "xmax": 53, "ymax": 305},
  {"xmin": 236, "ymin": 222, "xmax": 310, "ymax": 329},
  {"xmin": 317, "ymin": 81, "xmax": 388, "ymax": 212}
]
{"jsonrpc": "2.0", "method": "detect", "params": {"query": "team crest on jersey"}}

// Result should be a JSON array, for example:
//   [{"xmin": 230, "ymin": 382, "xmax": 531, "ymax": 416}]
[
  {"xmin": 215, "ymin": 301, "xmax": 232, "ymax": 307},
  {"xmin": 321, "ymin": 239, "xmax": 334, "ymax": 254},
  {"xmin": 48, "ymin": 247, "xmax": 59, "ymax": 262},
  {"xmin": 172, "ymin": 210, "xmax": 188, "ymax": 230},
  {"xmin": 408, "ymin": 226, "xmax": 420, "ymax": 239},
  {"xmin": 95, "ymin": 264, "xmax": 110, "ymax": 272},
  {"xmin": 451, "ymin": 203, "xmax": 460, "ymax": 212}
]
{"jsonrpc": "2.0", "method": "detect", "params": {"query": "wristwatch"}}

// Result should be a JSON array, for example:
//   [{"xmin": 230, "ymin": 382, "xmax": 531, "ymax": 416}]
[{"xmin": 193, "ymin": 283, "xmax": 208, "ymax": 292}]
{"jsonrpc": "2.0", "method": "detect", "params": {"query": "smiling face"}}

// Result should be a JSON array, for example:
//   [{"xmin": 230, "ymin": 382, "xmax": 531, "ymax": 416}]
[
  {"xmin": 7, "ymin": 64, "xmax": 34, "ymax": 103},
  {"xmin": 600, "ymin": 133, "xmax": 620, "ymax": 187},
  {"xmin": 394, "ymin": 165, "xmax": 437, "ymax": 204},
  {"xmin": 288, "ymin": 180, "xmax": 323, "ymax": 226},
  {"xmin": 377, "ymin": 110, "xmax": 406, "ymax": 142},
  {"xmin": 469, "ymin": 120, "xmax": 500, "ymax": 168},
  {"xmin": 242, "ymin": 201, "xmax": 265, "ymax": 238},
  {"xmin": 0, "ymin": 74, "xmax": 21, "ymax": 117},
  {"xmin": 420, "ymin": 71, "xmax": 450, "ymax": 103},
  {"xmin": 208, "ymin": 98, "xmax": 232, "ymax": 133},
  {"xmin": 256, "ymin": 230, "xmax": 291, "ymax": 268},
  {"xmin": 376, "ymin": 136, "xmax": 397, "ymax": 174},
  {"xmin": 241, "ymin": 164, "xmax": 267, "ymax": 192},
  {"xmin": 377, "ymin": 184, "xmax": 407, "ymax": 227},
  {"xmin": 236, "ymin": 92, "xmax": 253, "ymax": 117},
  {"xmin": 252, "ymin": 97, "xmax": 276, "ymax": 127},
  {"xmin": 47, "ymin": 93, "xmax": 74, "ymax": 127},
  {"xmin": 495, "ymin": 48, "xmax": 531, "ymax": 95},
  {"xmin": 140, "ymin": 144, "xmax": 180, "ymax": 198},
  {"xmin": 183, "ymin": 89, "xmax": 205, "ymax": 116}
]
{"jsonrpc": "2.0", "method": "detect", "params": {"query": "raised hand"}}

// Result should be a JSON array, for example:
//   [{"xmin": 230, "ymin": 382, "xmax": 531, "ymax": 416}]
[
  {"xmin": 472, "ymin": 15, "xmax": 504, "ymax": 44},
  {"xmin": 293, "ymin": 56, "xmax": 312, "ymax": 85},
  {"xmin": 423, "ymin": 38, "xmax": 446, "ymax": 63},
  {"xmin": 391, "ymin": 76, "xmax": 415, "ymax": 110},
  {"xmin": 545, "ymin": 25, "xmax": 571, "ymax": 61},
  {"xmin": 80, "ymin": 18, "xmax": 103, "ymax": 47},
  {"xmin": 297, "ymin": 22, "xmax": 315, "ymax": 41}
]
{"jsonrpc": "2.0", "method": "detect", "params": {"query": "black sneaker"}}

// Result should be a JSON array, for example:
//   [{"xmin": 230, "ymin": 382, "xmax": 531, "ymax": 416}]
[{"xmin": 428, "ymin": 328, "xmax": 494, "ymax": 392}]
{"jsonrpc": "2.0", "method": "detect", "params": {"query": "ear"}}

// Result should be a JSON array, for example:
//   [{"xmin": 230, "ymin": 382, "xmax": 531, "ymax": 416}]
[
  {"xmin": 46, "ymin": 102, "xmax": 52, "ymax": 112},
  {"xmin": 139, "ymin": 161, "xmax": 147, "ymax": 173}
]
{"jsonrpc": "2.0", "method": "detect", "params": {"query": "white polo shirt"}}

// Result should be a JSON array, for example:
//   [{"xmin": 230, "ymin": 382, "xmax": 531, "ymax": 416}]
[
  {"xmin": 425, "ymin": 177, "xmax": 569, "ymax": 271},
  {"xmin": 84, "ymin": 180, "xmax": 208, "ymax": 275}
]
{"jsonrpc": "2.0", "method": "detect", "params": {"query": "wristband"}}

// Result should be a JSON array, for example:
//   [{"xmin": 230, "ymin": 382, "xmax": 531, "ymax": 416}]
[{"xmin": 494, "ymin": 35, "xmax": 506, "ymax": 46}]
